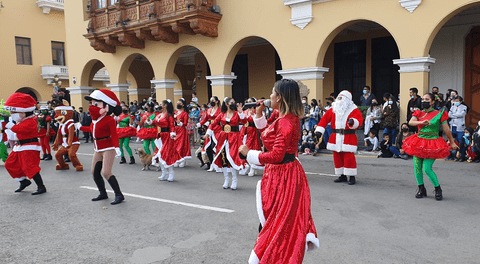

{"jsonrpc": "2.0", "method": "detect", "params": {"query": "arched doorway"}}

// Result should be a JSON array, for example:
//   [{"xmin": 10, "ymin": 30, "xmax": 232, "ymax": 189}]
[
  {"xmin": 119, "ymin": 54, "xmax": 155, "ymax": 103},
  {"xmin": 16, "ymin": 87, "xmax": 40, "ymax": 102}
]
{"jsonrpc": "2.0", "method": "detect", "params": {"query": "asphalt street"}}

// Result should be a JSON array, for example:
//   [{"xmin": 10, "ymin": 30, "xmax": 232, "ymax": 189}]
[{"xmin": 1, "ymin": 142, "xmax": 479, "ymax": 264}]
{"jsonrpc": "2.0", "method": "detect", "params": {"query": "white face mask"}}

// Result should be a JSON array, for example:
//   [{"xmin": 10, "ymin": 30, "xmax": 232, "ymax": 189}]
[
  {"xmin": 302, "ymin": 100, "xmax": 306, "ymax": 104},
  {"xmin": 11, "ymin": 113, "xmax": 22, "ymax": 122}
]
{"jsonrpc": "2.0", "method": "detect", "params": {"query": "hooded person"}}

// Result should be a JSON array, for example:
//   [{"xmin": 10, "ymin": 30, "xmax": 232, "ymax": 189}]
[
  {"xmin": 315, "ymin": 90, "xmax": 364, "ymax": 185},
  {"xmin": 77, "ymin": 89, "xmax": 125, "ymax": 205},
  {"xmin": 3, "ymin": 93, "xmax": 47, "ymax": 195}
]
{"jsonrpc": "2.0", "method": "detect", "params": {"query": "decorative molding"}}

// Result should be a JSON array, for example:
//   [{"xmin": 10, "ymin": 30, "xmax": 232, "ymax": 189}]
[
  {"xmin": 66, "ymin": 86, "xmax": 93, "ymax": 95},
  {"xmin": 151, "ymin": 79, "xmax": 178, "ymax": 89},
  {"xmin": 106, "ymin": 83, "xmax": 130, "ymax": 92},
  {"xmin": 282, "ymin": 0, "xmax": 334, "ymax": 29},
  {"xmin": 127, "ymin": 88, "xmax": 152, "ymax": 96},
  {"xmin": 277, "ymin": 67, "xmax": 329, "ymax": 80},
  {"xmin": 393, "ymin": 57, "xmax": 436, "ymax": 73},
  {"xmin": 399, "ymin": 0, "xmax": 422, "ymax": 13},
  {"xmin": 206, "ymin": 75, "xmax": 237, "ymax": 86},
  {"xmin": 174, "ymin": 90, "xmax": 184, "ymax": 96},
  {"xmin": 41, "ymin": 65, "xmax": 69, "ymax": 84},
  {"xmin": 36, "ymin": 0, "xmax": 64, "ymax": 14}
]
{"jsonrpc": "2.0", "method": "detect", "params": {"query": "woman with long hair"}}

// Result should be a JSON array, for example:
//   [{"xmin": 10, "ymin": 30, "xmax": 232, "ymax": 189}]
[
  {"xmin": 152, "ymin": 99, "xmax": 182, "ymax": 182},
  {"xmin": 403, "ymin": 93, "xmax": 458, "ymax": 200},
  {"xmin": 308, "ymin": 98, "xmax": 320, "ymax": 131},
  {"xmin": 136, "ymin": 102, "xmax": 157, "ymax": 155},
  {"xmin": 208, "ymin": 97, "xmax": 246, "ymax": 190},
  {"xmin": 383, "ymin": 95, "xmax": 400, "ymax": 143},
  {"xmin": 174, "ymin": 98, "xmax": 191, "ymax": 167},
  {"xmin": 116, "ymin": 105, "xmax": 136, "ymax": 164},
  {"xmin": 197, "ymin": 96, "xmax": 222, "ymax": 171},
  {"xmin": 239, "ymin": 79, "xmax": 319, "ymax": 263},
  {"xmin": 240, "ymin": 97, "xmax": 264, "ymax": 176}
]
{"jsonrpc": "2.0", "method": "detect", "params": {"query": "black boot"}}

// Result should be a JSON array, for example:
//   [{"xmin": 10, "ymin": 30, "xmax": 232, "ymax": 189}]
[
  {"xmin": 31, "ymin": 173, "xmax": 47, "ymax": 195},
  {"xmin": 348, "ymin": 176, "xmax": 356, "ymax": 185},
  {"xmin": 107, "ymin": 176, "xmax": 124, "ymax": 205},
  {"xmin": 15, "ymin": 179, "xmax": 31, "ymax": 192},
  {"xmin": 119, "ymin": 157, "xmax": 126, "ymax": 164},
  {"xmin": 197, "ymin": 152, "xmax": 205, "ymax": 168},
  {"xmin": 204, "ymin": 162, "xmax": 211, "ymax": 170},
  {"xmin": 334, "ymin": 175, "xmax": 347, "ymax": 183},
  {"xmin": 92, "ymin": 161, "xmax": 108, "ymax": 201},
  {"xmin": 415, "ymin": 184, "xmax": 427, "ymax": 198},
  {"xmin": 129, "ymin": 156, "xmax": 135, "ymax": 164},
  {"xmin": 45, "ymin": 154, "xmax": 52, "ymax": 160},
  {"xmin": 64, "ymin": 154, "xmax": 70, "ymax": 162},
  {"xmin": 434, "ymin": 185, "xmax": 443, "ymax": 201},
  {"xmin": 40, "ymin": 154, "xmax": 46, "ymax": 160}
]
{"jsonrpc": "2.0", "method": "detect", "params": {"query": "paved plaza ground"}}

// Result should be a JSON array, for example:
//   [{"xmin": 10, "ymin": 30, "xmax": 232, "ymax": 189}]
[{"xmin": 1, "ymin": 142, "xmax": 479, "ymax": 264}]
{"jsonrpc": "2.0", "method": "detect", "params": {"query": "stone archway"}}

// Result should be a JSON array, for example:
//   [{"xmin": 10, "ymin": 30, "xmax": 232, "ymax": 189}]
[{"xmin": 16, "ymin": 87, "xmax": 40, "ymax": 102}]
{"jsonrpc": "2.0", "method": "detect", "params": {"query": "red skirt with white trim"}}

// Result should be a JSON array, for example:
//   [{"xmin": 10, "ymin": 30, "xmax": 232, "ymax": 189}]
[
  {"xmin": 116, "ymin": 127, "xmax": 137, "ymax": 138},
  {"xmin": 403, "ymin": 134, "xmax": 451, "ymax": 159},
  {"xmin": 137, "ymin": 127, "xmax": 157, "ymax": 140}
]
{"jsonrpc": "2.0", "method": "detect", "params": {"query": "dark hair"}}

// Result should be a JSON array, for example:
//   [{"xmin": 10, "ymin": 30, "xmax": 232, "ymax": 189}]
[
  {"xmin": 162, "ymin": 100, "xmax": 174, "ymax": 116},
  {"xmin": 364, "ymin": 86, "xmax": 371, "ymax": 91},
  {"xmin": 102, "ymin": 102, "xmax": 121, "ymax": 116},
  {"xmin": 221, "ymin": 97, "xmax": 233, "ymax": 113},
  {"xmin": 178, "ymin": 98, "xmax": 190, "ymax": 114},
  {"xmin": 311, "ymin": 99, "xmax": 318, "ymax": 107},
  {"xmin": 410, "ymin": 87, "xmax": 418, "ymax": 94},
  {"xmin": 383, "ymin": 93, "xmax": 391, "ymax": 99},
  {"xmin": 274, "ymin": 79, "xmax": 302, "ymax": 117},
  {"xmin": 457, "ymin": 96, "xmax": 463, "ymax": 102},
  {"xmin": 466, "ymin": 127, "xmax": 474, "ymax": 136},
  {"xmin": 211, "ymin": 96, "xmax": 220, "ymax": 104},
  {"xmin": 388, "ymin": 95, "xmax": 398, "ymax": 111},
  {"xmin": 424, "ymin": 93, "xmax": 435, "ymax": 102},
  {"xmin": 401, "ymin": 122, "xmax": 409, "ymax": 128}
]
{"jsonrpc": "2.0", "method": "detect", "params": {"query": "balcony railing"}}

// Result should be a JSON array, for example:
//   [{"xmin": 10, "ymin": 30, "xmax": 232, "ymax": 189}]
[
  {"xmin": 41, "ymin": 65, "xmax": 69, "ymax": 84},
  {"xmin": 84, "ymin": 0, "xmax": 222, "ymax": 53},
  {"xmin": 36, "ymin": 0, "xmax": 64, "ymax": 14}
]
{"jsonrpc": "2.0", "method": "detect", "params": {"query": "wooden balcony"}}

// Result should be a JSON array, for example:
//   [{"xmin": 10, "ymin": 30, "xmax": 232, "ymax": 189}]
[{"xmin": 84, "ymin": 0, "xmax": 222, "ymax": 53}]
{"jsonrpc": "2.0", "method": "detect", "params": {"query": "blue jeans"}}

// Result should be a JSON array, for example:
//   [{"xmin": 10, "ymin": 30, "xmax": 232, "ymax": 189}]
[
  {"xmin": 324, "ymin": 125, "xmax": 332, "ymax": 145},
  {"xmin": 390, "ymin": 146, "xmax": 401, "ymax": 156},
  {"xmin": 309, "ymin": 118, "xmax": 318, "ymax": 132},
  {"xmin": 451, "ymin": 127, "xmax": 464, "ymax": 143},
  {"xmin": 384, "ymin": 127, "xmax": 397, "ymax": 144}
]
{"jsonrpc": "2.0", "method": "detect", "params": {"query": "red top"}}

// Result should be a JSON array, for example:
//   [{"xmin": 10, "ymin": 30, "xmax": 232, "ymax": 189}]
[
  {"xmin": 174, "ymin": 110, "xmax": 188, "ymax": 127},
  {"xmin": 80, "ymin": 115, "xmax": 119, "ymax": 152},
  {"xmin": 153, "ymin": 113, "xmax": 175, "ymax": 132},
  {"xmin": 11, "ymin": 116, "xmax": 39, "ymax": 141},
  {"xmin": 199, "ymin": 107, "xmax": 220, "ymax": 126}
]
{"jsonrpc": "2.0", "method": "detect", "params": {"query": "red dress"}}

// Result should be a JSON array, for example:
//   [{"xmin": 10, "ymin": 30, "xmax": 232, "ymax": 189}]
[
  {"xmin": 199, "ymin": 107, "xmax": 221, "ymax": 151},
  {"xmin": 174, "ymin": 110, "xmax": 191, "ymax": 159},
  {"xmin": 136, "ymin": 112, "xmax": 157, "ymax": 139},
  {"xmin": 116, "ymin": 113, "xmax": 136, "ymax": 138},
  {"xmin": 240, "ymin": 110, "xmax": 264, "ymax": 171},
  {"xmin": 152, "ymin": 113, "xmax": 182, "ymax": 167},
  {"xmin": 247, "ymin": 113, "xmax": 319, "ymax": 264},
  {"xmin": 403, "ymin": 109, "xmax": 451, "ymax": 159},
  {"xmin": 209, "ymin": 112, "xmax": 246, "ymax": 171}
]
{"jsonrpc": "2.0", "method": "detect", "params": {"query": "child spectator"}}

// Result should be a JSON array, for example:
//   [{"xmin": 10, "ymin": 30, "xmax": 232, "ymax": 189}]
[
  {"xmin": 299, "ymin": 129, "xmax": 314, "ymax": 153},
  {"xmin": 455, "ymin": 127, "xmax": 474, "ymax": 162},
  {"xmin": 467, "ymin": 122, "xmax": 480, "ymax": 162},
  {"xmin": 364, "ymin": 130, "xmax": 378, "ymax": 152},
  {"xmin": 391, "ymin": 123, "xmax": 412, "ymax": 160},
  {"xmin": 377, "ymin": 134, "xmax": 393, "ymax": 158}
]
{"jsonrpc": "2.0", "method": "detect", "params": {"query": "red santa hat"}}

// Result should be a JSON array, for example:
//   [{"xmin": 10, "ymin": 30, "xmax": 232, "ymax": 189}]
[
  {"xmin": 84, "ymin": 89, "xmax": 120, "ymax": 107},
  {"xmin": 337, "ymin": 90, "xmax": 353, "ymax": 101},
  {"xmin": 54, "ymin": 99, "xmax": 73, "ymax": 111},
  {"xmin": 3, "ymin": 92, "xmax": 37, "ymax": 112}
]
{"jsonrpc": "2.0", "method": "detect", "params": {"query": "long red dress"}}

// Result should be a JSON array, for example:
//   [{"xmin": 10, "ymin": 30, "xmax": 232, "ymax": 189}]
[
  {"xmin": 199, "ymin": 107, "xmax": 221, "ymax": 151},
  {"xmin": 208, "ymin": 111, "xmax": 246, "ymax": 171},
  {"xmin": 152, "ymin": 113, "xmax": 182, "ymax": 168},
  {"xmin": 240, "ymin": 110, "xmax": 264, "ymax": 172},
  {"xmin": 247, "ymin": 113, "xmax": 319, "ymax": 264},
  {"xmin": 174, "ymin": 110, "xmax": 191, "ymax": 160}
]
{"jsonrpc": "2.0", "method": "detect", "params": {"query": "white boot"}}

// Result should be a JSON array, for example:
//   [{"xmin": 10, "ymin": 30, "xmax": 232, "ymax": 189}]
[
  {"xmin": 248, "ymin": 167, "xmax": 255, "ymax": 177},
  {"xmin": 222, "ymin": 169, "xmax": 230, "ymax": 189},
  {"xmin": 158, "ymin": 164, "xmax": 168, "ymax": 181},
  {"xmin": 167, "ymin": 166, "xmax": 175, "ymax": 182},
  {"xmin": 179, "ymin": 160, "xmax": 185, "ymax": 168},
  {"xmin": 231, "ymin": 169, "xmax": 238, "ymax": 190}
]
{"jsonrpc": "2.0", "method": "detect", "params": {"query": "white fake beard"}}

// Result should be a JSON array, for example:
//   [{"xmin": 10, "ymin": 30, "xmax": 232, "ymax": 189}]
[{"xmin": 332, "ymin": 99, "xmax": 352, "ymax": 121}]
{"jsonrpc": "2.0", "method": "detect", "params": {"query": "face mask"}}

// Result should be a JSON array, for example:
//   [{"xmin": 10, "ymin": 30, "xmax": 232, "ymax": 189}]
[
  {"xmin": 302, "ymin": 100, "xmax": 306, "ymax": 104},
  {"xmin": 177, "ymin": 104, "xmax": 182, "ymax": 110},
  {"xmin": 372, "ymin": 103, "xmax": 378, "ymax": 107},
  {"xmin": 11, "ymin": 113, "xmax": 22, "ymax": 122},
  {"xmin": 327, "ymin": 102, "xmax": 331, "ymax": 105},
  {"xmin": 229, "ymin": 104, "xmax": 236, "ymax": 111},
  {"xmin": 210, "ymin": 102, "xmax": 215, "ymax": 107},
  {"xmin": 89, "ymin": 105, "xmax": 101, "ymax": 120},
  {"xmin": 411, "ymin": 96, "xmax": 414, "ymax": 99},
  {"xmin": 464, "ymin": 133, "xmax": 470, "ymax": 137},
  {"xmin": 432, "ymin": 91, "xmax": 438, "ymax": 95},
  {"xmin": 122, "ymin": 110, "xmax": 128, "ymax": 114},
  {"xmin": 363, "ymin": 90, "xmax": 367, "ymax": 95},
  {"xmin": 450, "ymin": 95, "xmax": 455, "ymax": 100},
  {"xmin": 388, "ymin": 101, "xmax": 393, "ymax": 105},
  {"xmin": 421, "ymin": 101, "xmax": 431, "ymax": 110},
  {"xmin": 402, "ymin": 128, "xmax": 409, "ymax": 132},
  {"xmin": 454, "ymin": 102, "xmax": 460, "ymax": 106}
]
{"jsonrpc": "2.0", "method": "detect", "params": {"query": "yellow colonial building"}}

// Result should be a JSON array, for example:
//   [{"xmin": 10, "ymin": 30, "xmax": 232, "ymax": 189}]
[{"xmin": 57, "ymin": 0, "xmax": 480, "ymax": 128}]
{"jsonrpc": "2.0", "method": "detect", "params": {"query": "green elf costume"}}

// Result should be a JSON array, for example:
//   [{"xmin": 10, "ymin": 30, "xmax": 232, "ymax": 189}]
[
  {"xmin": 0, "ymin": 114, "xmax": 8, "ymax": 162},
  {"xmin": 136, "ymin": 104, "xmax": 157, "ymax": 155},
  {"xmin": 116, "ymin": 110, "xmax": 136, "ymax": 164}
]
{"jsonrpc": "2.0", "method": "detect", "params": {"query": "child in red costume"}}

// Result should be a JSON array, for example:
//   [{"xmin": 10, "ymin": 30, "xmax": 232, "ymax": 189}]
[
  {"xmin": 4, "ymin": 93, "xmax": 47, "ymax": 195},
  {"xmin": 78, "ymin": 89, "xmax": 124, "ymax": 205}
]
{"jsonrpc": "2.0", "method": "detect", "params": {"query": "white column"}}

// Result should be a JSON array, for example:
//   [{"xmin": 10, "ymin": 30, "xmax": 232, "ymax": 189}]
[
  {"xmin": 106, "ymin": 83, "xmax": 130, "ymax": 92},
  {"xmin": 66, "ymin": 86, "xmax": 93, "ymax": 95},
  {"xmin": 393, "ymin": 56, "xmax": 436, "ymax": 73},
  {"xmin": 276, "ymin": 67, "xmax": 329, "ymax": 80},
  {"xmin": 205, "ymin": 74, "xmax": 237, "ymax": 86},
  {"xmin": 151, "ymin": 79, "xmax": 177, "ymax": 101}
]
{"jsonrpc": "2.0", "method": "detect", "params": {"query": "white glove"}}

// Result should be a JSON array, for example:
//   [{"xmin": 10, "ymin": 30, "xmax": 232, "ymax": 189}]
[
  {"xmin": 115, "ymin": 148, "xmax": 121, "ymax": 158},
  {"xmin": 74, "ymin": 122, "xmax": 82, "ymax": 130},
  {"xmin": 5, "ymin": 122, "xmax": 15, "ymax": 129},
  {"xmin": 137, "ymin": 126, "xmax": 141, "ymax": 131},
  {"xmin": 205, "ymin": 121, "xmax": 210, "ymax": 127},
  {"xmin": 145, "ymin": 119, "xmax": 153, "ymax": 125},
  {"xmin": 170, "ymin": 132, "xmax": 176, "ymax": 139},
  {"xmin": 196, "ymin": 123, "xmax": 201, "ymax": 128},
  {"xmin": 177, "ymin": 122, "xmax": 183, "ymax": 127}
]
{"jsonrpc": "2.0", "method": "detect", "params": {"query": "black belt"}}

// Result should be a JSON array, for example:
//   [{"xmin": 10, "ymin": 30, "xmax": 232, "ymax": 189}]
[
  {"xmin": 332, "ymin": 129, "xmax": 356, "ymax": 135},
  {"xmin": 279, "ymin": 153, "xmax": 296, "ymax": 164},
  {"xmin": 244, "ymin": 122, "xmax": 255, "ymax": 128},
  {"xmin": 223, "ymin": 125, "xmax": 239, "ymax": 133},
  {"xmin": 160, "ymin": 127, "xmax": 170, "ymax": 133},
  {"xmin": 93, "ymin": 136, "xmax": 110, "ymax": 141},
  {"xmin": 18, "ymin": 138, "xmax": 39, "ymax": 145}
]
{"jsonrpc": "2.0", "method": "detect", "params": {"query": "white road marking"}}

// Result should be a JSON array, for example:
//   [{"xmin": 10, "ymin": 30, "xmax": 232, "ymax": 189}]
[
  {"xmin": 80, "ymin": 186, "xmax": 235, "ymax": 213},
  {"xmin": 305, "ymin": 172, "xmax": 337, "ymax": 177},
  {"xmin": 76, "ymin": 153, "xmax": 94, "ymax": 156}
]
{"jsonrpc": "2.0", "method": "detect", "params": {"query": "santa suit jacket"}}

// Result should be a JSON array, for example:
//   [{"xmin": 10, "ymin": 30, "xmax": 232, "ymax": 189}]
[
  {"xmin": 54, "ymin": 119, "xmax": 80, "ymax": 148},
  {"xmin": 315, "ymin": 105, "xmax": 363, "ymax": 153},
  {"xmin": 80, "ymin": 115, "xmax": 119, "ymax": 152},
  {"xmin": 9, "ymin": 116, "xmax": 41, "ymax": 152}
]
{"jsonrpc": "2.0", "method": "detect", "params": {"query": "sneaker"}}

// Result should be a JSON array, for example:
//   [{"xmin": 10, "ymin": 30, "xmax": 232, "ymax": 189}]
[
  {"xmin": 393, "ymin": 155, "xmax": 400, "ymax": 159},
  {"xmin": 401, "ymin": 154, "xmax": 409, "ymax": 160}
]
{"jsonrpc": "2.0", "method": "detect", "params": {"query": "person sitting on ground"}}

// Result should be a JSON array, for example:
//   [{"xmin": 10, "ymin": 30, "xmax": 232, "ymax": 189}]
[
  {"xmin": 454, "ymin": 127, "xmax": 474, "ymax": 162},
  {"xmin": 364, "ymin": 130, "xmax": 378, "ymax": 152},
  {"xmin": 390, "ymin": 122, "xmax": 412, "ymax": 160},
  {"xmin": 377, "ymin": 133, "xmax": 393, "ymax": 158},
  {"xmin": 467, "ymin": 122, "xmax": 480, "ymax": 162},
  {"xmin": 299, "ymin": 129, "xmax": 314, "ymax": 153}
]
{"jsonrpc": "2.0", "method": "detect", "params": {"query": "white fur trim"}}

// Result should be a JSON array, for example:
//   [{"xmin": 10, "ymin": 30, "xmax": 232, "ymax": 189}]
[
  {"xmin": 212, "ymin": 141, "xmax": 243, "ymax": 170},
  {"xmin": 256, "ymin": 180, "xmax": 266, "ymax": 225},
  {"xmin": 205, "ymin": 121, "xmax": 210, "ymax": 127},
  {"xmin": 14, "ymin": 176, "xmax": 28, "ymax": 182},
  {"xmin": 247, "ymin": 150, "xmax": 262, "ymax": 166},
  {"xmin": 253, "ymin": 114, "xmax": 267, "ymax": 130},
  {"xmin": 344, "ymin": 168, "xmax": 357, "ymax": 176},
  {"xmin": 5, "ymin": 122, "xmax": 14, "ymax": 129},
  {"xmin": 3, "ymin": 106, "xmax": 36, "ymax": 112},
  {"xmin": 152, "ymin": 137, "xmax": 184, "ymax": 168},
  {"xmin": 54, "ymin": 106, "xmax": 74, "ymax": 111},
  {"xmin": 13, "ymin": 145, "xmax": 42, "ymax": 152},
  {"xmin": 334, "ymin": 167, "xmax": 344, "ymax": 175},
  {"xmin": 89, "ymin": 90, "xmax": 117, "ymax": 107},
  {"xmin": 94, "ymin": 146, "xmax": 115, "ymax": 152},
  {"xmin": 239, "ymin": 112, "xmax": 245, "ymax": 119},
  {"xmin": 349, "ymin": 118, "xmax": 360, "ymax": 129},
  {"xmin": 206, "ymin": 129, "xmax": 214, "ymax": 137},
  {"xmin": 315, "ymin": 126, "xmax": 325, "ymax": 134},
  {"xmin": 248, "ymin": 250, "xmax": 260, "ymax": 264},
  {"xmin": 305, "ymin": 233, "xmax": 320, "ymax": 251}
]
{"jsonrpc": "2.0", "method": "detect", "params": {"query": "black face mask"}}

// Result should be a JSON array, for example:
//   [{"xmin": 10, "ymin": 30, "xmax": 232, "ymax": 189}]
[
  {"xmin": 372, "ymin": 103, "xmax": 378, "ymax": 107},
  {"xmin": 421, "ymin": 102, "xmax": 431, "ymax": 110},
  {"xmin": 229, "ymin": 104, "xmax": 236, "ymax": 111},
  {"xmin": 402, "ymin": 128, "xmax": 409, "ymax": 132},
  {"xmin": 122, "ymin": 110, "xmax": 128, "ymax": 114},
  {"xmin": 148, "ymin": 108, "xmax": 154, "ymax": 113},
  {"xmin": 432, "ymin": 91, "xmax": 438, "ymax": 95},
  {"xmin": 327, "ymin": 102, "xmax": 331, "ymax": 105},
  {"xmin": 177, "ymin": 104, "xmax": 182, "ymax": 110},
  {"xmin": 210, "ymin": 102, "xmax": 216, "ymax": 107}
]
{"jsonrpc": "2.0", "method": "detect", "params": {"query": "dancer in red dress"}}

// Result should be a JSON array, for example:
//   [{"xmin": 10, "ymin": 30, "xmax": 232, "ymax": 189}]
[
  {"xmin": 239, "ymin": 79, "xmax": 319, "ymax": 263},
  {"xmin": 197, "ymin": 96, "xmax": 221, "ymax": 171},
  {"xmin": 315, "ymin": 90, "xmax": 363, "ymax": 185},
  {"xmin": 79, "ymin": 89, "xmax": 125, "ymax": 205},
  {"xmin": 152, "ymin": 99, "xmax": 183, "ymax": 182},
  {"xmin": 208, "ymin": 97, "xmax": 246, "ymax": 190},
  {"xmin": 174, "ymin": 98, "xmax": 191, "ymax": 167},
  {"xmin": 4, "ymin": 93, "xmax": 47, "ymax": 195},
  {"xmin": 240, "ymin": 98, "xmax": 264, "ymax": 176}
]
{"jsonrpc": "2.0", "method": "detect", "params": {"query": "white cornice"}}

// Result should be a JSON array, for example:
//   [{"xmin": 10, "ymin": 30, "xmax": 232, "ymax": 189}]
[
  {"xmin": 393, "ymin": 57, "xmax": 436, "ymax": 73},
  {"xmin": 66, "ymin": 86, "xmax": 93, "ymax": 95},
  {"xmin": 399, "ymin": 0, "xmax": 422, "ymax": 13},
  {"xmin": 277, "ymin": 67, "xmax": 329, "ymax": 80},
  {"xmin": 282, "ymin": 0, "xmax": 334, "ymax": 29},
  {"xmin": 206, "ymin": 75, "xmax": 237, "ymax": 86},
  {"xmin": 36, "ymin": 0, "xmax": 64, "ymax": 14},
  {"xmin": 151, "ymin": 79, "xmax": 178, "ymax": 89},
  {"xmin": 106, "ymin": 83, "xmax": 130, "ymax": 92}
]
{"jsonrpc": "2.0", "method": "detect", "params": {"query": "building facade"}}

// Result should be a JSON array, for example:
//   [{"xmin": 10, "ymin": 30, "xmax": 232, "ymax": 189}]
[{"xmin": 64, "ymin": 0, "xmax": 480, "ymax": 127}]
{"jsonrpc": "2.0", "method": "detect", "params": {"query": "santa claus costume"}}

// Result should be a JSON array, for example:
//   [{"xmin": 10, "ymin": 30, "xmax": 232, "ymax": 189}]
[
  {"xmin": 315, "ymin": 90, "xmax": 363, "ymax": 185},
  {"xmin": 152, "ymin": 99, "xmax": 182, "ymax": 182},
  {"xmin": 116, "ymin": 108, "xmax": 136, "ymax": 165},
  {"xmin": 173, "ymin": 98, "xmax": 191, "ymax": 167},
  {"xmin": 240, "ymin": 103, "xmax": 264, "ymax": 176},
  {"xmin": 38, "ymin": 106, "xmax": 54, "ymax": 161},
  {"xmin": 79, "ymin": 89, "xmax": 125, "ymax": 205},
  {"xmin": 197, "ymin": 96, "xmax": 222, "ymax": 171},
  {"xmin": 208, "ymin": 97, "xmax": 246, "ymax": 190},
  {"xmin": 4, "ymin": 93, "xmax": 47, "ymax": 195}
]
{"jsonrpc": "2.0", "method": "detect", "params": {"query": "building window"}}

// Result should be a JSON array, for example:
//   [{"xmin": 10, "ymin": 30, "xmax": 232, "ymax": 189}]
[
  {"xmin": 15, "ymin": 37, "xmax": 32, "ymax": 65},
  {"xmin": 52, "ymin": 41, "xmax": 65, "ymax": 66},
  {"xmin": 110, "ymin": 0, "xmax": 118, "ymax": 5},
  {"xmin": 97, "ymin": 0, "xmax": 106, "ymax": 9}
]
